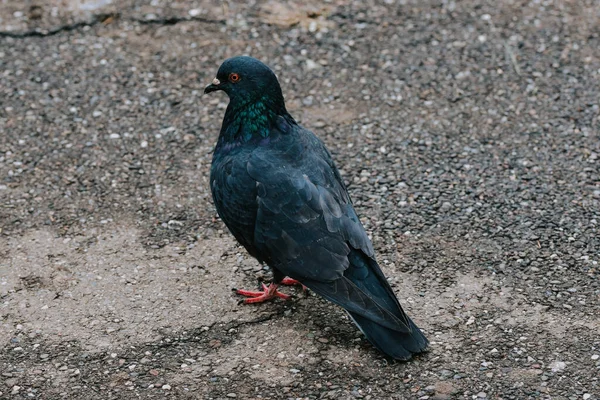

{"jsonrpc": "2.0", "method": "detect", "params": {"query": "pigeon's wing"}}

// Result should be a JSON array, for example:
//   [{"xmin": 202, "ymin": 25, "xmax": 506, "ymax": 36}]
[{"xmin": 247, "ymin": 134, "xmax": 412, "ymax": 332}]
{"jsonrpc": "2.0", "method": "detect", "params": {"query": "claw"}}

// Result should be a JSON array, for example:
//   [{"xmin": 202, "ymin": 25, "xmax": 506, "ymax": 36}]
[
  {"xmin": 235, "ymin": 283, "xmax": 291, "ymax": 304},
  {"xmin": 280, "ymin": 277, "xmax": 308, "ymax": 292}
]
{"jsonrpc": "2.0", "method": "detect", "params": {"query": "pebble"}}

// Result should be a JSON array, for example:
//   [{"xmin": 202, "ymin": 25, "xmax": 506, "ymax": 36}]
[
  {"xmin": 226, "ymin": 393, "xmax": 237, "ymax": 398},
  {"xmin": 5, "ymin": 378, "xmax": 18, "ymax": 387},
  {"xmin": 161, "ymin": 384, "xmax": 171, "ymax": 390},
  {"xmin": 305, "ymin": 59, "xmax": 320, "ymax": 70},
  {"xmin": 549, "ymin": 361, "xmax": 566, "ymax": 372},
  {"xmin": 592, "ymin": 355, "xmax": 599, "ymax": 360}
]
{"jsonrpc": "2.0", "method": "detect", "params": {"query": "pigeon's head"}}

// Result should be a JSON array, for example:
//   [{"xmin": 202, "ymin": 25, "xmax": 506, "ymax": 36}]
[{"xmin": 204, "ymin": 56, "xmax": 286, "ymax": 111}]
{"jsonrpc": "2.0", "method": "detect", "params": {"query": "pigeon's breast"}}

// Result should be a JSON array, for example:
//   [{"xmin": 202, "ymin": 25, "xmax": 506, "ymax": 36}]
[{"xmin": 210, "ymin": 148, "xmax": 260, "ymax": 255}]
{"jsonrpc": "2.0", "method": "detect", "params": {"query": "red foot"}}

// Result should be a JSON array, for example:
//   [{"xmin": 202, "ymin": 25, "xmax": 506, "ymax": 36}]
[
  {"xmin": 236, "ymin": 283, "xmax": 291, "ymax": 304},
  {"xmin": 281, "ymin": 277, "xmax": 308, "ymax": 292}
]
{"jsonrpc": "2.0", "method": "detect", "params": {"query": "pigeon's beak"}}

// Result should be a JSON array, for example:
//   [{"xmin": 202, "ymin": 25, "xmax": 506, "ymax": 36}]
[{"xmin": 204, "ymin": 77, "xmax": 221, "ymax": 94}]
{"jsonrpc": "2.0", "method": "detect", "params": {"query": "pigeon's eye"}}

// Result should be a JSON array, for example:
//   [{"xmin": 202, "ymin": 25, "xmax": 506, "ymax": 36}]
[{"xmin": 229, "ymin": 73, "xmax": 241, "ymax": 83}]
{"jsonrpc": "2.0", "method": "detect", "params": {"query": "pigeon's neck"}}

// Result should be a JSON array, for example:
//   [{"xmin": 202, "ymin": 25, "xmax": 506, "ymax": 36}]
[{"xmin": 219, "ymin": 95, "xmax": 291, "ymax": 144}]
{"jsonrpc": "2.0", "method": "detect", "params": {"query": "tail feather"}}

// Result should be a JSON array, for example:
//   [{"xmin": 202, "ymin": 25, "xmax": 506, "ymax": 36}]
[
  {"xmin": 344, "ymin": 249, "xmax": 428, "ymax": 360},
  {"xmin": 349, "ymin": 312, "xmax": 428, "ymax": 360},
  {"xmin": 298, "ymin": 249, "xmax": 429, "ymax": 360}
]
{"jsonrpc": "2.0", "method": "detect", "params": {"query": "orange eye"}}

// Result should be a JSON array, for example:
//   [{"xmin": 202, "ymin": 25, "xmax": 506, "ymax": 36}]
[{"xmin": 229, "ymin": 72, "xmax": 241, "ymax": 83}]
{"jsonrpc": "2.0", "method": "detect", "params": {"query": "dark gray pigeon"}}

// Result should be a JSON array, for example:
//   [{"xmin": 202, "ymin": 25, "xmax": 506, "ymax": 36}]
[{"xmin": 204, "ymin": 56, "xmax": 428, "ymax": 360}]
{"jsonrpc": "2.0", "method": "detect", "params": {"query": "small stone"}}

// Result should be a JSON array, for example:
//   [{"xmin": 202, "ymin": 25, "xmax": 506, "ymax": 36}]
[
  {"xmin": 5, "ymin": 378, "xmax": 18, "ymax": 387},
  {"xmin": 289, "ymin": 369, "xmax": 300, "ymax": 374},
  {"xmin": 477, "ymin": 392, "xmax": 487, "ymax": 398},
  {"xmin": 226, "ymin": 393, "xmax": 237, "ymax": 398},
  {"xmin": 549, "ymin": 361, "xmax": 566, "ymax": 372},
  {"xmin": 583, "ymin": 394, "xmax": 591, "ymax": 400},
  {"xmin": 188, "ymin": 8, "xmax": 201, "ymax": 16},
  {"xmin": 161, "ymin": 384, "xmax": 171, "ymax": 390},
  {"xmin": 439, "ymin": 370, "xmax": 454, "ymax": 379},
  {"xmin": 11, "ymin": 386, "xmax": 21, "ymax": 395},
  {"xmin": 305, "ymin": 60, "xmax": 320, "ymax": 70},
  {"xmin": 109, "ymin": 133, "xmax": 120, "ymax": 139},
  {"xmin": 434, "ymin": 381, "xmax": 457, "ymax": 396},
  {"xmin": 591, "ymin": 354, "xmax": 599, "ymax": 360},
  {"xmin": 140, "ymin": 140, "xmax": 148, "ymax": 148}
]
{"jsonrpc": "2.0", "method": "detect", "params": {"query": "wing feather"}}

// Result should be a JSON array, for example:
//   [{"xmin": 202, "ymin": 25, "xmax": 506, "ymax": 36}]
[{"xmin": 246, "ymin": 131, "xmax": 410, "ymax": 333}]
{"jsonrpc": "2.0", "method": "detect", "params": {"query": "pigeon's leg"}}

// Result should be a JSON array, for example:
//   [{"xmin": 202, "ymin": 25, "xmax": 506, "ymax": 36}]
[
  {"xmin": 236, "ymin": 283, "xmax": 291, "ymax": 304},
  {"xmin": 280, "ymin": 277, "xmax": 308, "ymax": 292}
]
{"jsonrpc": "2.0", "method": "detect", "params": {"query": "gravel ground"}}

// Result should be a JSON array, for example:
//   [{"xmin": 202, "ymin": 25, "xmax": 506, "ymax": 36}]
[{"xmin": 1, "ymin": 0, "xmax": 599, "ymax": 399}]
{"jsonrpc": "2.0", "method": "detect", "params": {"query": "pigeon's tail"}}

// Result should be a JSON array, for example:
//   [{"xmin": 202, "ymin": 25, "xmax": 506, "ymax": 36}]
[
  {"xmin": 343, "ymin": 249, "xmax": 428, "ymax": 360},
  {"xmin": 304, "ymin": 249, "xmax": 428, "ymax": 360},
  {"xmin": 347, "ymin": 311, "xmax": 428, "ymax": 361}
]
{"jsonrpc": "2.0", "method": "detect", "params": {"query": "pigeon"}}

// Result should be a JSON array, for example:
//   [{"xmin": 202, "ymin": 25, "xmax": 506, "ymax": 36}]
[{"xmin": 204, "ymin": 56, "xmax": 428, "ymax": 360}]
